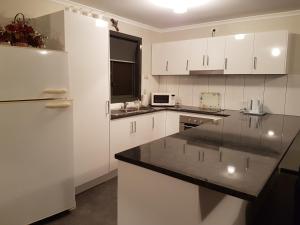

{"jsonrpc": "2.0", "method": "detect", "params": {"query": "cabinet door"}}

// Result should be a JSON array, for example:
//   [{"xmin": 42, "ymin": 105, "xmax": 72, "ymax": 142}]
[
  {"xmin": 167, "ymin": 41, "xmax": 190, "ymax": 75},
  {"xmin": 65, "ymin": 11, "xmax": 110, "ymax": 186},
  {"xmin": 135, "ymin": 114, "xmax": 154, "ymax": 146},
  {"xmin": 151, "ymin": 111, "xmax": 167, "ymax": 140},
  {"xmin": 152, "ymin": 43, "xmax": 169, "ymax": 75},
  {"xmin": 110, "ymin": 117, "xmax": 137, "ymax": 171},
  {"xmin": 166, "ymin": 111, "xmax": 181, "ymax": 136},
  {"xmin": 206, "ymin": 37, "xmax": 226, "ymax": 70},
  {"xmin": 253, "ymin": 31, "xmax": 288, "ymax": 74},
  {"xmin": 187, "ymin": 38, "xmax": 208, "ymax": 71},
  {"xmin": 225, "ymin": 34, "xmax": 255, "ymax": 74}
]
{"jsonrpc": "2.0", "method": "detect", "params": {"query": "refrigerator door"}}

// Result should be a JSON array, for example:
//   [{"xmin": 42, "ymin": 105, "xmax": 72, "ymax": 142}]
[
  {"xmin": 0, "ymin": 100, "xmax": 75, "ymax": 225},
  {"xmin": 0, "ymin": 46, "xmax": 69, "ymax": 101}
]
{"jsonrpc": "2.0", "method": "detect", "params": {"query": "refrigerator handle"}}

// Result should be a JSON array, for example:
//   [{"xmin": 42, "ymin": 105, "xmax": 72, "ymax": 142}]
[
  {"xmin": 43, "ymin": 89, "xmax": 68, "ymax": 94},
  {"xmin": 45, "ymin": 100, "xmax": 72, "ymax": 109},
  {"xmin": 106, "ymin": 101, "xmax": 110, "ymax": 116}
]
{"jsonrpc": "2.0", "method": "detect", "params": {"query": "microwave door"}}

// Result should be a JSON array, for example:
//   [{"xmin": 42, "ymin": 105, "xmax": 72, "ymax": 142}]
[{"xmin": 154, "ymin": 95, "xmax": 169, "ymax": 104}]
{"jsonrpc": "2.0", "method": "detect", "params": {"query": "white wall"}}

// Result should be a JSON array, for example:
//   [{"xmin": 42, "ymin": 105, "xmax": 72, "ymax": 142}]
[{"xmin": 156, "ymin": 14, "xmax": 300, "ymax": 116}]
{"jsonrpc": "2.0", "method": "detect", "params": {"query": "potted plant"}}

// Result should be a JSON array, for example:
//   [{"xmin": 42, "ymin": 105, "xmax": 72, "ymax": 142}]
[
  {"xmin": 0, "ymin": 26, "xmax": 11, "ymax": 45},
  {"xmin": 4, "ymin": 13, "xmax": 47, "ymax": 48}
]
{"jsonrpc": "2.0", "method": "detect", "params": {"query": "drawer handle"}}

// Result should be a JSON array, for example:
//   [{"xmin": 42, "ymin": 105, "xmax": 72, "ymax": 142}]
[
  {"xmin": 45, "ymin": 100, "xmax": 72, "ymax": 109},
  {"xmin": 43, "ymin": 89, "xmax": 68, "ymax": 94}
]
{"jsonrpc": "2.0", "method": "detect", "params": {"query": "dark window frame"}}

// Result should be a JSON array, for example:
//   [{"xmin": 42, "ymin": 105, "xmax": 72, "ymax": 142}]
[{"xmin": 110, "ymin": 31, "xmax": 142, "ymax": 103}]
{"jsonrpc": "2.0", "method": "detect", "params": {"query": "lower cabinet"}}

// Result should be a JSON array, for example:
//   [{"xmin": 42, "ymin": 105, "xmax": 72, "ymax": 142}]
[{"xmin": 110, "ymin": 111, "xmax": 166, "ymax": 171}]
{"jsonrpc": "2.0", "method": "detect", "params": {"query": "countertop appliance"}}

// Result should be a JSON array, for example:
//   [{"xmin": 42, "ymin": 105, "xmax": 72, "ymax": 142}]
[
  {"xmin": 179, "ymin": 115, "xmax": 213, "ymax": 132},
  {"xmin": 151, "ymin": 92, "xmax": 176, "ymax": 106},
  {"xmin": 243, "ymin": 99, "xmax": 266, "ymax": 116},
  {"xmin": 0, "ymin": 46, "xmax": 75, "ymax": 225}
]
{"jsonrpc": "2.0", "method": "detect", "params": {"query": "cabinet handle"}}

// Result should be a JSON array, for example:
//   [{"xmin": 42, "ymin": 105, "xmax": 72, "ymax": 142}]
[
  {"xmin": 186, "ymin": 60, "xmax": 189, "ymax": 71},
  {"xmin": 253, "ymin": 57, "xmax": 257, "ymax": 70},
  {"xmin": 152, "ymin": 117, "xmax": 155, "ymax": 129},
  {"xmin": 105, "ymin": 100, "xmax": 110, "ymax": 116},
  {"xmin": 202, "ymin": 55, "xmax": 205, "ymax": 66},
  {"xmin": 130, "ymin": 122, "xmax": 134, "ymax": 134},
  {"xmin": 45, "ymin": 100, "xmax": 72, "ymax": 109},
  {"xmin": 225, "ymin": 58, "xmax": 228, "ymax": 70},
  {"xmin": 166, "ymin": 61, "xmax": 169, "ymax": 71},
  {"xmin": 207, "ymin": 55, "xmax": 209, "ymax": 66},
  {"xmin": 134, "ymin": 121, "xmax": 137, "ymax": 133}
]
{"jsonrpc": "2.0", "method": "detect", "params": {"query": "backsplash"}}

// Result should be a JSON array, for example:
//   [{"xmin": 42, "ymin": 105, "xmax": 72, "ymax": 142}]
[{"xmin": 158, "ymin": 74, "xmax": 300, "ymax": 116}]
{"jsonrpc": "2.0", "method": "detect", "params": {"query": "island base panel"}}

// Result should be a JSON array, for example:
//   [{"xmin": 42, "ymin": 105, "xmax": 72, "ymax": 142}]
[{"xmin": 118, "ymin": 161, "xmax": 247, "ymax": 225}]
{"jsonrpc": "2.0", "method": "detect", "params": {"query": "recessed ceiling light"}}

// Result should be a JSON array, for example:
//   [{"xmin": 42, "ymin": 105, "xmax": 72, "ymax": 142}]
[{"xmin": 150, "ymin": 0, "xmax": 211, "ymax": 14}]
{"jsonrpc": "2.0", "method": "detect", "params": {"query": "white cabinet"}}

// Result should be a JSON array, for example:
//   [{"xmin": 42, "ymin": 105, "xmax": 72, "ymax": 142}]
[
  {"xmin": 225, "ymin": 34, "xmax": 255, "ymax": 74},
  {"xmin": 152, "ymin": 43, "xmax": 170, "ymax": 75},
  {"xmin": 253, "ymin": 30, "xmax": 289, "ymax": 74},
  {"xmin": 151, "ymin": 111, "xmax": 167, "ymax": 140},
  {"xmin": 110, "ymin": 111, "xmax": 166, "ymax": 170},
  {"xmin": 65, "ymin": 11, "xmax": 110, "ymax": 187},
  {"xmin": 206, "ymin": 37, "xmax": 226, "ymax": 70},
  {"xmin": 187, "ymin": 38, "xmax": 208, "ymax": 71},
  {"xmin": 152, "ymin": 41, "xmax": 189, "ymax": 76},
  {"xmin": 152, "ymin": 30, "xmax": 289, "ymax": 75}
]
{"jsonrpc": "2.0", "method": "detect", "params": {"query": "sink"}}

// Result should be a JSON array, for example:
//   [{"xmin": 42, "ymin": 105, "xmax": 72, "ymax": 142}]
[{"xmin": 111, "ymin": 107, "xmax": 153, "ymax": 115}]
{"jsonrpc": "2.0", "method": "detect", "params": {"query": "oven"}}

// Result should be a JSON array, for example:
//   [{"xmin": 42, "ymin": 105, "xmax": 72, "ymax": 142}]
[{"xmin": 179, "ymin": 115, "xmax": 212, "ymax": 132}]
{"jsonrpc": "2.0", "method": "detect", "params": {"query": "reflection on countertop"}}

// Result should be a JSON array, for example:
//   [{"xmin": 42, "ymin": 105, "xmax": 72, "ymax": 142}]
[{"xmin": 115, "ymin": 111, "xmax": 300, "ymax": 201}]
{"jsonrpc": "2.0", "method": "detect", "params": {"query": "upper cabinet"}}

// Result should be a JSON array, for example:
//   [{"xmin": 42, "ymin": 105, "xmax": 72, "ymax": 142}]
[
  {"xmin": 187, "ymin": 38, "xmax": 207, "ymax": 71},
  {"xmin": 152, "ymin": 41, "xmax": 189, "ymax": 76},
  {"xmin": 224, "ymin": 33, "xmax": 255, "ymax": 74},
  {"xmin": 206, "ymin": 37, "xmax": 226, "ymax": 71},
  {"xmin": 253, "ymin": 31, "xmax": 289, "ymax": 75},
  {"xmin": 152, "ymin": 30, "xmax": 290, "ymax": 76}
]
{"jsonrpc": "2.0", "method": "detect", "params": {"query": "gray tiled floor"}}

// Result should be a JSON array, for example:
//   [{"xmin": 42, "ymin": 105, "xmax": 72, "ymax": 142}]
[{"xmin": 34, "ymin": 178, "xmax": 117, "ymax": 225}]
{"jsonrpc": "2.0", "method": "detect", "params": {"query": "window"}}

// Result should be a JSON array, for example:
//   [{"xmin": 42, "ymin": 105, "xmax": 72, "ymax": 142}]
[{"xmin": 110, "ymin": 31, "xmax": 142, "ymax": 103}]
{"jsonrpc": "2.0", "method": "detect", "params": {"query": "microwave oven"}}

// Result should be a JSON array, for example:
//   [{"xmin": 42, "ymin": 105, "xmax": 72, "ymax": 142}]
[{"xmin": 151, "ymin": 93, "xmax": 176, "ymax": 106}]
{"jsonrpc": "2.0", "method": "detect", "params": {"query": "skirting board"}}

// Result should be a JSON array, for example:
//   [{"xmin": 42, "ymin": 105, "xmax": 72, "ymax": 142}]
[{"xmin": 75, "ymin": 170, "xmax": 118, "ymax": 195}]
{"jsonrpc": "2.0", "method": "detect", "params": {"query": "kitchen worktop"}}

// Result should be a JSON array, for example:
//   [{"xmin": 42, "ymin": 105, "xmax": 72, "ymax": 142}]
[
  {"xmin": 115, "ymin": 111, "xmax": 300, "ymax": 201},
  {"xmin": 111, "ymin": 105, "xmax": 230, "ymax": 120}
]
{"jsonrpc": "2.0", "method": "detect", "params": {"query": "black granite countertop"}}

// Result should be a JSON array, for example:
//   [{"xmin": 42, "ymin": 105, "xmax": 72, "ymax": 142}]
[
  {"xmin": 111, "ymin": 105, "xmax": 230, "ymax": 120},
  {"xmin": 115, "ymin": 111, "xmax": 300, "ymax": 201}
]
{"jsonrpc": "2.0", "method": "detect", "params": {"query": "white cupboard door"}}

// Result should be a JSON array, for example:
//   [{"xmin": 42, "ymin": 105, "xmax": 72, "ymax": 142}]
[
  {"xmin": 0, "ymin": 46, "xmax": 69, "ymax": 101},
  {"xmin": 152, "ymin": 43, "xmax": 169, "ymax": 75},
  {"xmin": 110, "ymin": 118, "xmax": 137, "ymax": 171},
  {"xmin": 206, "ymin": 37, "xmax": 226, "ymax": 70},
  {"xmin": 168, "ymin": 41, "xmax": 190, "ymax": 75},
  {"xmin": 0, "ymin": 100, "xmax": 75, "ymax": 225},
  {"xmin": 65, "ymin": 11, "xmax": 110, "ymax": 187},
  {"xmin": 188, "ymin": 38, "xmax": 208, "ymax": 71},
  {"xmin": 152, "ymin": 111, "xmax": 167, "ymax": 140},
  {"xmin": 135, "ymin": 114, "xmax": 154, "ymax": 145},
  {"xmin": 253, "ymin": 31, "xmax": 288, "ymax": 74},
  {"xmin": 165, "ymin": 111, "xmax": 181, "ymax": 136},
  {"xmin": 225, "ymin": 34, "xmax": 255, "ymax": 74}
]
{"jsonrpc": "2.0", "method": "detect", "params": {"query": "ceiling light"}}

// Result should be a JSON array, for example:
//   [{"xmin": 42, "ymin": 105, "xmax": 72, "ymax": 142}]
[{"xmin": 150, "ymin": 0, "xmax": 210, "ymax": 14}]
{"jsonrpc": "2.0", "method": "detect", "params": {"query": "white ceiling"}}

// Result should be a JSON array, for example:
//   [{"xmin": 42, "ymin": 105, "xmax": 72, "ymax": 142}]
[{"xmin": 72, "ymin": 0, "xmax": 300, "ymax": 28}]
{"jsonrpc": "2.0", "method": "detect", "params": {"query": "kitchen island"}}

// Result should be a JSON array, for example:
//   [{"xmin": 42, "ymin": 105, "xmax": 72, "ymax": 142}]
[{"xmin": 115, "ymin": 111, "xmax": 300, "ymax": 225}]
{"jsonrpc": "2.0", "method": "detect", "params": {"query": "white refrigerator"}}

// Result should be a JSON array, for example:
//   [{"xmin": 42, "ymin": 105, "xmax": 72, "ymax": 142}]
[{"xmin": 0, "ymin": 46, "xmax": 76, "ymax": 225}]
